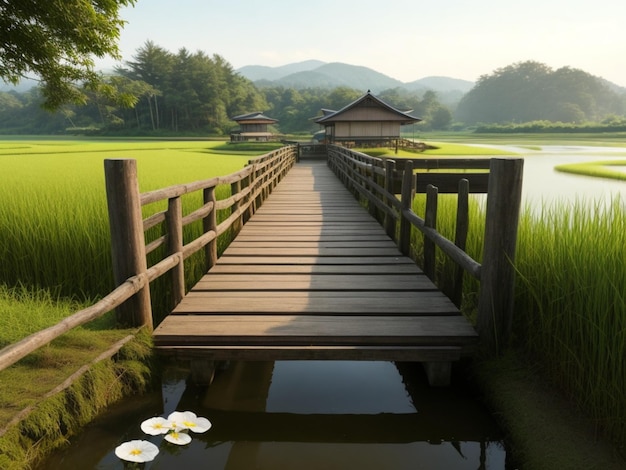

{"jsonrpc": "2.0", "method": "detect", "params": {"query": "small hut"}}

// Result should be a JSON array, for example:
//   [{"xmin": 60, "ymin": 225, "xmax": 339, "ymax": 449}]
[
  {"xmin": 230, "ymin": 112, "xmax": 278, "ymax": 142},
  {"xmin": 315, "ymin": 91, "xmax": 421, "ymax": 147}
]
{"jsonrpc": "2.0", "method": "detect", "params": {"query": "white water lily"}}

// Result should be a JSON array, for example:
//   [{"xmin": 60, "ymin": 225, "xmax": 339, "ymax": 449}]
[
  {"xmin": 167, "ymin": 410, "xmax": 212, "ymax": 433},
  {"xmin": 164, "ymin": 430, "xmax": 192, "ymax": 445},
  {"xmin": 114, "ymin": 439, "xmax": 159, "ymax": 463},
  {"xmin": 140, "ymin": 416, "xmax": 173, "ymax": 435}
]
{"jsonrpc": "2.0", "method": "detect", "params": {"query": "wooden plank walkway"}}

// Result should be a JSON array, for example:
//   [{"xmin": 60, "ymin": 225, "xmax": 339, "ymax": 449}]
[{"xmin": 153, "ymin": 161, "xmax": 478, "ymax": 378}]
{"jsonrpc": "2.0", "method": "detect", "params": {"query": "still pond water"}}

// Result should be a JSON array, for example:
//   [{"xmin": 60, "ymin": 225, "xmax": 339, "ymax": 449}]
[
  {"xmin": 38, "ymin": 361, "xmax": 507, "ymax": 470},
  {"xmin": 38, "ymin": 145, "xmax": 626, "ymax": 470}
]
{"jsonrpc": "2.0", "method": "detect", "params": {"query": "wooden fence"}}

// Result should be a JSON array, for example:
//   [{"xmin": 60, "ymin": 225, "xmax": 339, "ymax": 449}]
[
  {"xmin": 0, "ymin": 146, "xmax": 297, "ymax": 372},
  {"xmin": 326, "ymin": 145, "xmax": 524, "ymax": 354}
]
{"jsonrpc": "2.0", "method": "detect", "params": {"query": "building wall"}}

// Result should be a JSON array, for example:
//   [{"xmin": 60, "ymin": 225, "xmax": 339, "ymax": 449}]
[{"xmin": 334, "ymin": 121, "xmax": 400, "ymax": 138}]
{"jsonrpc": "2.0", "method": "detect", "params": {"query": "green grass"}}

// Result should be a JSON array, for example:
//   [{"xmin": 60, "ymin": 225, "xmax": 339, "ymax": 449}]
[
  {"xmin": 356, "ymin": 143, "xmax": 517, "ymax": 158},
  {"xmin": 0, "ymin": 140, "xmax": 252, "ymax": 301},
  {"xmin": 556, "ymin": 159, "xmax": 626, "ymax": 181},
  {"xmin": 410, "ymin": 194, "xmax": 626, "ymax": 450},
  {"xmin": 410, "ymin": 131, "xmax": 626, "ymax": 147}
]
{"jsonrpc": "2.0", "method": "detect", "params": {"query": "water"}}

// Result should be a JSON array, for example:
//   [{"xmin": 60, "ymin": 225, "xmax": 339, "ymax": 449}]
[
  {"xmin": 505, "ymin": 145, "xmax": 626, "ymax": 206},
  {"xmin": 37, "ymin": 361, "xmax": 508, "ymax": 469}
]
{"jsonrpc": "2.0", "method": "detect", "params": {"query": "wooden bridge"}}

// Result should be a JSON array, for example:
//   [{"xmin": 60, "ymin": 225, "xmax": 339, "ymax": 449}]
[
  {"xmin": 152, "ymin": 159, "xmax": 478, "ymax": 385},
  {"xmin": 103, "ymin": 144, "xmax": 523, "ymax": 386},
  {"xmin": 0, "ymin": 144, "xmax": 522, "ymax": 387}
]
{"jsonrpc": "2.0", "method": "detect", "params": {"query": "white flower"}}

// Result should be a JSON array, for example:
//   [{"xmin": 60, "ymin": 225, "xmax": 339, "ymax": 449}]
[
  {"xmin": 141, "ymin": 416, "xmax": 173, "ymax": 435},
  {"xmin": 167, "ymin": 410, "xmax": 212, "ymax": 433},
  {"xmin": 114, "ymin": 440, "xmax": 159, "ymax": 463},
  {"xmin": 164, "ymin": 430, "xmax": 192, "ymax": 445}
]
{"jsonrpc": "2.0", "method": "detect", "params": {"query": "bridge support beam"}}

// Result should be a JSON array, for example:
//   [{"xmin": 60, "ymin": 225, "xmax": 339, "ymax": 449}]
[{"xmin": 422, "ymin": 361, "xmax": 452, "ymax": 387}]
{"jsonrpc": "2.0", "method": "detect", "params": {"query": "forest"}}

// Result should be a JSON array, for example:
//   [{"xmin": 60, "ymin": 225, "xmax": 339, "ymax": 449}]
[{"xmin": 1, "ymin": 43, "xmax": 625, "ymax": 136}]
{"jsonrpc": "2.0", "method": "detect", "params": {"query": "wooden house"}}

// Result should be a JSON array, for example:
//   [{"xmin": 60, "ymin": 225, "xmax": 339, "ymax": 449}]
[
  {"xmin": 315, "ymin": 91, "xmax": 421, "ymax": 146},
  {"xmin": 230, "ymin": 112, "xmax": 278, "ymax": 142}
]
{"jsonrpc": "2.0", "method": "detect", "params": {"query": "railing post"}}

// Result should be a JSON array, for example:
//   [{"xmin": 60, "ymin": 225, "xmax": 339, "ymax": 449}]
[
  {"xmin": 203, "ymin": 187, "xmax": 218, "ymax": 270},
  {"xmin": 452, "ymin": 179, "xmax": 470, "ymax": 307},
  {"xmin": 104, "ymin": 159, "xmax": 153, "ymax": 330},
  {"xmin": 399, "ymin": 160, "xmax": 415, "ymax": 256},
  {"xmin": 477, "ymin": 158, "xmax": 524, "ymax": 355},
  {"xmin": 424, "ymin": 184, "xmax": 438, "ymax": 280},
  {"xmin": 167, "ymin": 196, "xmax": 185, "ymax": 307},
  {"xmin": 231, "ymin": 180, "xmax": 242, "ymax": 234},
  {"xmin": 383, "ymin": 159, "xmax": 396, "ymax": 240}
]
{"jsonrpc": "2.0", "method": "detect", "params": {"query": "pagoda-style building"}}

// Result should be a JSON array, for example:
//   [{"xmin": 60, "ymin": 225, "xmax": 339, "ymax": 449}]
[
  {"xmin": 230, "ymin": 112, "xmax": 278, "ymax": 142},
  {"xmin": 315, "ymin": 91, "xmax": 421, "ymax": 146}
]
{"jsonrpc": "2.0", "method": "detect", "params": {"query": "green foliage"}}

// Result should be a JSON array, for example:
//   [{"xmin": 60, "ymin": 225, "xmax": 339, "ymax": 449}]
[
  {"xmin": 115, "ymin": 41, "xmax": 268, "ymax": 134},
  {"xmin": 0, "ymin": 140, "xmax": 250, "ymax": 301},
  {"xmin": 411, "ymin": 193, "xmax": 626, "ymax": 448},
  {"xmin": 0, "ymin": 0, "xmax": 136, "ymax": 110},
  {"xmin": 456, "ymin": 60, "xmax": 625, "ymax": 125},
  {"xmin": 475, "ymin": 118, "xmax": 626, "ymax": 133}
]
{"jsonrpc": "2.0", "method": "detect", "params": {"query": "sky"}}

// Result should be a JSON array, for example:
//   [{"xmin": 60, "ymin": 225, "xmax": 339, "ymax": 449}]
[{"xmin": 98, "ymin": 0, "xmax": 626, "ymax": 87}]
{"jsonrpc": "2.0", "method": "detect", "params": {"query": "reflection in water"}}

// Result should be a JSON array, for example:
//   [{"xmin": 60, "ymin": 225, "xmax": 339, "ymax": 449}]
[{"xmin": 38, "ymin": 361, "xmax": 509, "ymax": 469}]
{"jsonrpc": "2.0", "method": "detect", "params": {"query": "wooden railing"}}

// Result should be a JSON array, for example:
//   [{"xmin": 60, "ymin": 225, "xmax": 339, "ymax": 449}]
[
  {"xmin": 0, "ymin": 146, "xmax": 297, "ymax": 372},
  {"xmin": 326, "ymin": 144, "xmax": 524, "ymax": 354}
]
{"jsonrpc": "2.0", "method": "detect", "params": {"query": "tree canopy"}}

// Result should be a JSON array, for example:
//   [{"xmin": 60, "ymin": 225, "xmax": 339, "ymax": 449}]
[
  {"xmin": 0, "ymin": 0, "xmax": 136, "ymax": 109},
  {"xmin": 455, "ymin": 61, "xmax": 625, "ymax": 124}
]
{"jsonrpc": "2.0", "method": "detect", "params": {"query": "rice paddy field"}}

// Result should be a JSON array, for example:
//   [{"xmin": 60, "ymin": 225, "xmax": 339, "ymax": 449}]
[{"xmin": 1, "ymin": 137, "xmax": 624, "ymax": 460}]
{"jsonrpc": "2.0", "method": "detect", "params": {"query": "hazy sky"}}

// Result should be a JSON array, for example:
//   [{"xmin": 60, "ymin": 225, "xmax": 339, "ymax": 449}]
[{"xmin": 101, "ymin": 0, "xmax": 626, "ymax": 86}]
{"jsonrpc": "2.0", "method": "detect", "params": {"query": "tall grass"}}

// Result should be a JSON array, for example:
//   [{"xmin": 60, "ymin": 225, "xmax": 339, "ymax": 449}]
[
  {"xmin": 411, "ymin": 193, "xmax": 626, "ymax": 447},
  {"xmin": 0, "ymin": 140, "xmax": 250, "ymax": 302},
  {"xmin": 513, "ymin": 197, "xmax": 626, "ymax": 445}
]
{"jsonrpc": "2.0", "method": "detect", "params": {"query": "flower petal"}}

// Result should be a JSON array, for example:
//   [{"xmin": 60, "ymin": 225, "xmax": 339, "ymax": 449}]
[
  {"xmin": 141, "ymin": 417, "xmax": 172, "ymax": 435},
  {"xmin": 115, "ymin": 440, "xmax": 159, "ymax": 463},
  {"xmin": 187, "ymin": 416, "xmax": 212, "ymax": 433},
  {"xmin": 167, "ymin": 411, "xmax": 190, "ymax": 430},
  {"xmin": 165, "ymin": 431, "xmax": 192, "ymax": 445}
]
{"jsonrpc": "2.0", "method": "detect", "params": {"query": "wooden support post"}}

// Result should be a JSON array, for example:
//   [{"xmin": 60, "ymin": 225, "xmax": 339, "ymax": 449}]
[
  {"xmin": 452, "ymin": 179, "xmax": 470, "ymax": 307},
  {"xmin": 477, "ymin": 158, "xmax": 524, "ymax": 355},
  {"xmin": 166, "ymin": 196, "xmax": 185, "ymax": 307},
  {"xmin": 399, "ymin": 160, "xmax": 415, "ymax": 256},
  {"xmin": 368, "ymin": 165, "xmax": 377, "ymax": 218},
  {"xmin": 190, "ymin": 358, "xmax": 216, "ymax": 386},
  {"xmin": 104, "ymin": 159, "xmax": 153, "ymax": 330},
  {"xmin": 383, "ymin": 159, "xmax": 396, "ymax": 240},
  {"xmin": 231, "ymin": 180, "xmax": 242, "ymax": 235},
  {"xmin": 424, "ymin": 184, "xmax": 438, "ymax": 281},
  {"xmin": 423, "ymin": 361, "xmax": 452, "ymax": 387},
  {"xmin": 203, "ymin": 187, "xmax": 218, "ymax": 271}
]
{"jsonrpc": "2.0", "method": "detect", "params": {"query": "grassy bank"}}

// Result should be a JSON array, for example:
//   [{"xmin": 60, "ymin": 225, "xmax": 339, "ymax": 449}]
[{"xmin": 556, "ymin": 159, "xmax": 626, "ymax": 181}]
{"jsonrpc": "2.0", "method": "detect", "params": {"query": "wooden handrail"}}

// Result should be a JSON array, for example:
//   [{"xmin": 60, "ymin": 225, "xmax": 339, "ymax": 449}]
[
  {"xmin": 0, "ymin": 145, "xmax": 298, "ymax": 372},
  {"xmin": 326, "ymin": 144, "xmax": 523, "ymax": 354}
]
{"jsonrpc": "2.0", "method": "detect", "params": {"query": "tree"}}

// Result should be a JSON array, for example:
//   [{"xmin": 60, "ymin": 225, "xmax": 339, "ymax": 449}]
[
  {"xmin": 455, "ymin": 60, "xmax": 624, "ymax": 124},
  {"xmin": 0, "ymin": 0, "xmax": 136, "ymax": 110}
]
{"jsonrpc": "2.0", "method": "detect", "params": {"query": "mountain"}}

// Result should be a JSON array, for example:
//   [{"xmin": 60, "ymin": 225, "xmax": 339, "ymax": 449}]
[
  {"xmin": 236, "ymin": 60, "xmax": 474, "ymax": 96},
  {"xmin": 0, "ymin": 77, "xmax": 38, "ymax": 93},
  {"xmin": 236, "ymin": 60, "xmax": 326, "ymax": 82},
  {"xmin": 405, "ymin": 76, "xmax": 474, "ymax": 94}
]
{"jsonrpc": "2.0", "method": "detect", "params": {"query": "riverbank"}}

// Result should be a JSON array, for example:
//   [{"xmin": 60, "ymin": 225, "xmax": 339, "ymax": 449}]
[
  {"xmin": 469, "ymin": 351, "xmax": 625, "ymax": 469},
  {"xmin": 0, "ymin": 331, "xmax": 153, "ymax": 469}
]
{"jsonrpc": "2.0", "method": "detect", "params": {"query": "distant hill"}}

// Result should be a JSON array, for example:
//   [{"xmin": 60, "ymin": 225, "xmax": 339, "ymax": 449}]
[
  {"xmin": 404, "ymin": 76, "xmax": 474, "ymax": 94},
  {"xmin": 237, "ymin": 60, "xmax": 326, "ymax": 82},
  {"xmin": 0, "ymin": 77, "xmax": 38, "ymax": 93},
  {"xmin": 236, "ymin": 60, "xmax": 475, "ymax": 97}
]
